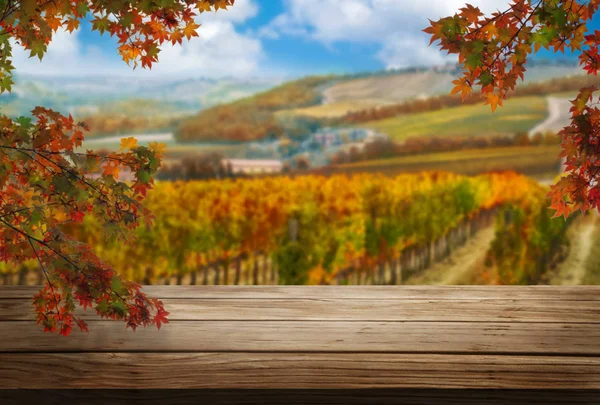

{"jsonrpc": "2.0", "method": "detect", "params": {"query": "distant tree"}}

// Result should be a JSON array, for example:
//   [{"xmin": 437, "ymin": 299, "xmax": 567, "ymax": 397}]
[
  {"xmin": 158, "ymin": 153, "xmax": 229, "ymax": 180},
  {"xmin": 426, "ymin": 0, "xmax": 600, "ymax": 217},
  {"xmin": 295, "ymin": 156, "xmax": 311, "ymax": 170},
  {"xmin": 0, "ymin": 0, "xmax": 235, "ymax": 335}
]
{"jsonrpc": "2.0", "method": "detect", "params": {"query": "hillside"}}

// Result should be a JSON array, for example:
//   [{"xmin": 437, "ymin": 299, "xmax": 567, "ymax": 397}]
[
  {"xmin": 0, "ymin": 74, "xmax": 279, "ymax": 137},
  {"xmin": 174, "ymin": 60, "xmax": 581, "ymax": 143},
  {"xmin": 322, "ymin": 61, "xmax": 580, "ymax": 107},
  {"xmin": 175, "ymin": 76, "xmax": 333, "ymax": 142},
  {"xmin": 364, "ymin": 96, "xmax": 548, "ymax": 141}
]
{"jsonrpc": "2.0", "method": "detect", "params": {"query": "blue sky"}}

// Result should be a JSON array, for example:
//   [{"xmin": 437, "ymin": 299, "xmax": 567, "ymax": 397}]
[{"xmin": 11, "ymin": 0, "xmax": 594, "ymax": 80}]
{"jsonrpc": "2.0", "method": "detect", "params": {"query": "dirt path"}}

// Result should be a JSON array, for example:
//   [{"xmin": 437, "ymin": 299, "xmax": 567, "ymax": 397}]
[
  {"xmin": 529, "ymin": 97, "xmax": 571, "ymax": 136},
  {"xmin": 405, "ymin": 226, "xmax": 495, "ymax": 285},
  {"xmin": 549, "ymin": 215, "xmax": 598, "ymax": 285}
]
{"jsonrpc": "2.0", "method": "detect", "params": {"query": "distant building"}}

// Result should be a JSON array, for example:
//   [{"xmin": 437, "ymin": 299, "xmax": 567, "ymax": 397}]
[{"xmin": 222, "ymin": 159, "xmax": 283, "ymax": 174}]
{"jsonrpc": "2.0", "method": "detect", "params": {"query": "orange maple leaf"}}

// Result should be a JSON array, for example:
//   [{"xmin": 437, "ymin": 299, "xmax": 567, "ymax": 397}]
[
  {"xmin": 450, "ymin": 79, "xmax": 472, "ymax": 100},
  {"xmin": 183, "ymin": 22, "xmax": 200, "ymax": 40},
  {"xmin": 103, "ymin": 164, "xmax": 121, "ymax": 179},
  {"xmin": 460, "ymin": 4, "xmax": 482, "ymax": 24},
  {"xmin": 484, "ymin": 92, "xmax": 502, "ymax": 112}
]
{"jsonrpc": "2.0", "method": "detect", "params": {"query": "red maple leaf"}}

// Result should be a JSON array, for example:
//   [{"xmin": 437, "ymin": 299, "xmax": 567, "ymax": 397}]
[{"xmin": 154, "ymin": 308, "xmax": 170, "ymax": 330}]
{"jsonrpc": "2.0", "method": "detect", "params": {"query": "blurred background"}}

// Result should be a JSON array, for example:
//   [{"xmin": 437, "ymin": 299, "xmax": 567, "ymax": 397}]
[{"xmin": 1, "ymin": 0, "xmax": 598, "ymax": 286}]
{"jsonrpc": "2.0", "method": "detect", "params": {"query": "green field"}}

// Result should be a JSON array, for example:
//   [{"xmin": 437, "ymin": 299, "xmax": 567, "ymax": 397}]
[
  {"xmin": 362, "ymin": 96, "xmax": 548, "ymax": 140},
  {"xmin": 318, "ymin": 145, "xmax": 561, "ymax": 178}
]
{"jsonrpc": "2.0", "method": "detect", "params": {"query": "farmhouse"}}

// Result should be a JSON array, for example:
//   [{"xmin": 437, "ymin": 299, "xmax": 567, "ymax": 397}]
[{"xmin": 222, "ymin": 158, "xmax": 284, "ymax": 174}]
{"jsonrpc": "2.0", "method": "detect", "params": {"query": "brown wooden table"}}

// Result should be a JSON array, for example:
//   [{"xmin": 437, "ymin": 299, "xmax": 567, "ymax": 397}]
[{"xmin": 1, "ymin": 286, "xmax": 600, "ymax": 403}]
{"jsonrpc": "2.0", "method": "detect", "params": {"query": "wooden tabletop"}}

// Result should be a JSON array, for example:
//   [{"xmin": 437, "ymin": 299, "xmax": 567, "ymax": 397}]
[{"xmin": 1, "ymin": 286, "xmax": 600, "ymax": 390}]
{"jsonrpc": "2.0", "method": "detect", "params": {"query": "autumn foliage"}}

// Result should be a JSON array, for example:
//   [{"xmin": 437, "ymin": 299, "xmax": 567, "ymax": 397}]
[
  {"xmin": 33, "ymin": 172, "xmax": 547, "ymax": 286},
  {"xmin": 426, "ymin": 0, "xmax": 600, "ymax": 218},
  {"xmin": 0, "ymin": 0, "xmax": 234, "ymax": 334}
]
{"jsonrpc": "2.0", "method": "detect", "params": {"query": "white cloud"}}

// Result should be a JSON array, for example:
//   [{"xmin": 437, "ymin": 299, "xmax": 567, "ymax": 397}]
[
  {"xmin": 134, "ymin": 20, "xmax": 262, "ymax": 78},
  {"xmin": 260, "ymin": 0, "xmax": 508, "ymax": 69},
  {"xmin": 11, "ymin": 0, "xmax": 262, "ymax": 78},
  {"xmin": 209, "ymin": 0, "xmax": 259, "ymax": 23},
  {"xmin": 11, "ymin": 28, "xmax": 99, "ymax": 76}
]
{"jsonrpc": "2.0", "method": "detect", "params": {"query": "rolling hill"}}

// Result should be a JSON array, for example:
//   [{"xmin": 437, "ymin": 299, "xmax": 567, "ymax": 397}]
[
  {"xmin": 363, "ymin": 96, "xmax": 548, "ymax": 141},
  {"xmin": 0, "ymin": 74, "xmax": 281, "ymax": 137},
  {"xmin": 175, "ymin": 76, "xmax": 333, "ymax": 142},
  {"xmin": 174, "ymin": 60, "xmax": 582, "ymax": 143}
]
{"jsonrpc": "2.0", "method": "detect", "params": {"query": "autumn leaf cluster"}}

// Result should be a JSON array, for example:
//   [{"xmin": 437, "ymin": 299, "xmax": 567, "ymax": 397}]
[
  {"xmin": 0, "ymin": 108, "xmax": 169, "ymax": 335},
  {"xmin": 0, "ymin": 0, "xmax": 235, "ymax": 90},
  {"xmin": 425, "ymin": 0, "xmax": 600, "ymax": 217},
  {"xmin": 0, "ymin": 0, "xmax": 234, "ymax": 334}
]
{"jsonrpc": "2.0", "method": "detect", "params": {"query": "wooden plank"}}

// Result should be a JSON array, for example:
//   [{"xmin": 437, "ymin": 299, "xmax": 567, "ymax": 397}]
[
  {"xmin": 3, "ymin": 285, "xmax": 600, "ymax": 300},
  {"xmin": 1, "ymin": 353, "xmax": 599, "ymax": 389},
  {"xmin": 1, "ymin": 321, "xmax": 599, "ymax": 354},
  {"xmin": 2, "ymin": 298, "xmax": 600, "ymax": 323}
]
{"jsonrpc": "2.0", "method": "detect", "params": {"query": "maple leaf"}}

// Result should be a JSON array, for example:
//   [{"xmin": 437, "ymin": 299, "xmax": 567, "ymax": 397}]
[
  {"xmin": 103, "ymin": 164, "xmax": 121, "ymax": 179},
  {"xmin": 423, "ymin": 19, "xmax": 444, "ymax": 45},
  {"xmin": 460, "ymin": 4, "xmax": 482, "ymax": 24},
  {"xmin": 450, "ymin": 78, "xmax": 472, "ymax": 100},
  {"xmin": 65, "ymin": 18, "xmax": 80, "ymax": 33},
  {"xmin": 148, "ymin": 141, "xmax": 167, "ymax": 157},
  {"xmin": 45, "ymin": 16, "xmax": 62, "ymax": 31},
  {"xmin": 214, "ymin": 0, "xmax": 230, "ymax": 11},
  {"xmin": 183, "ymin": 22, "xmax": 201, "ymax": 40},
  {"xmin": 76, "ymin": 318, "xmax": 89, "ymax": 333},
  {"xmin": 52, "ymin": 209, "xmax": 69, "ymax": 223},
  {"xmin": 196, "ymin": 1, "xmax": 213, "ymax": 12},
  {"xmin": 171, "ymin": 29, "xmax": 184, "ymax": 45},
  {"xmin": 120, "ymin": 137, "xmax": 138, "ymax": 151},
  {"xmin": 59, "ymin": 323, "xmax": 73, "ymax": 337},
  {"xmin": 481, "ymin": 24, "xmax": 497, "ymax": 39},
  {"xmin": 484, "ymin": 92, "xmax": 502, "ymax": 112},
  {"xmin": 71, "ymin": 211, "xmax": 85, "ymax": 223},
  {"xmin": 154, "ymin": 308, "xmax": 170, "ymax": 330}
]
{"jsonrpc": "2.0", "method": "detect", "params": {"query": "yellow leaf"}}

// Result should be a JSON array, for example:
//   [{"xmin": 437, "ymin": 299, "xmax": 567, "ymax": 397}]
[
  {"xmin": 214, "ymin": 0, "xmax": 230, "ymax": 10},
  {"xmin": 53, "ymin": 210, "xmax": 69, "ymax": 223},
  {"xmin": 482, "ymin": 24, "xmax": 498, "ymax": 39},
  {"xmin": 120, "ymin": 137, "xmax": 138, "ymax": 151},
  {"xmin": 149, "ymin": 141, "xmax": 167, "ymax": 157},
  {"xmin": 484, "ymin": 93, "xmax": 502, "ymax": 112},
  {"xmin": 183, "ymin": 22, "xmax": 201, "ymax": 40},
  {"xmin": 196, "ymin": 1, "xmax": 212, "ymax": 12},
  {"xmin": 450, "ymin": 79, "xmax": 472, "ymax": 100}
]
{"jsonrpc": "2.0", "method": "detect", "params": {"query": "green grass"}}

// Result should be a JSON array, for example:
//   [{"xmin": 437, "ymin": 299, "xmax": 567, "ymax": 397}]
[
  {"xmin": 362, "ymin": 96, "xmax": 548, "ymax": 141},
  {"xmin": 320, "ymin": 145, "xmax": 561, "ymax": 178}
]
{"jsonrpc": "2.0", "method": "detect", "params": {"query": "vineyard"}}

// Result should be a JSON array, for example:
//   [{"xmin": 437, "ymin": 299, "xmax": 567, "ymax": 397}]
[{"xmin": 0, "ymin": 172, "xmax": 569, "ymax": 286}]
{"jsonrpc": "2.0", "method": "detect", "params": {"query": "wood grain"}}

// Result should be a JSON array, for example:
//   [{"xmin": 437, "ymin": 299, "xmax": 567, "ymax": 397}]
[
  {"xmin": 2, "ymin": 320, "xmax": 600, "ymax": 354},
  {"xmin": 3, "ymin": 285, "xmax": 600, "ymax": 300},
  {"xmin": 2, "ymin": 353, "xmax": 600, "ymax": 389},
  {"xmin": 2, "ymin": 286, "xmax": 599, "ymax": 392},
  {"xmin": 2, "ymin": 298, "xmax": 600, "ymax": 323}
]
